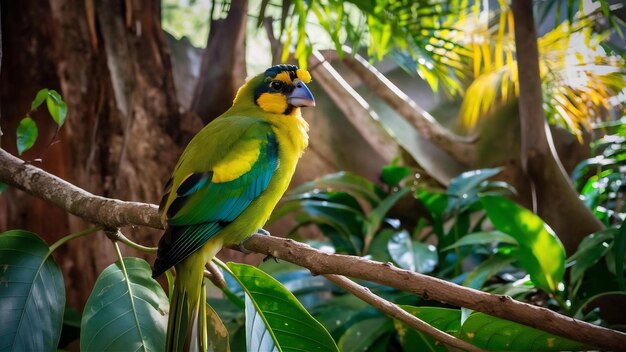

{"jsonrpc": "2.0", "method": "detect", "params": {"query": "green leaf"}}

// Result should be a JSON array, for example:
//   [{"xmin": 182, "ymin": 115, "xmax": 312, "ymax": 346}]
[
  {"xmin": 460, "ymin": 313, "xmax": 587, "ymax": 351},
  {"xmin": 380, "ymin": 165, "xmax": 412, "ymax": 187},
  {"xmin": 442, "ymin": 231, "xmax": 518, "ymax": 251},
  {"xmin": 568, "ymin": 229, "xmax": 615, "ymax": 285},
  {"xmin": 81, "ymin": 258, "xmax": 168, "ymax": 352},
  {"xmin": 31, "ymin": 88, "xmax": 49, "ymax": 111},
  {"xmin": 447, "ymin": 167, "xmax": 505, "ymax": 214},
  {"xmin": 365, "ymin": 187, "xmax": 411, "ymax": 249},
  {"xmin": 395, "ymin": 306, "xmax": 461, "ymax": 352},
  {"xmin": 463, "ymin": 254, "xmax": 516, "ymax": 290},
  {"xmin": 288, "ymin": 171, "xmax": 385, "ymax": 207},
  {"xmin": 615, "ymin": 220, "xmax": 626, "ymax": 291},
  {"xmin": 16, "ymin": 117, "xmax": 38, "ymax": 155},
  {"xmin": 46, "ymin": 90, "xmax": 68, "ymax": 128},
  {"xmin": 227, "ymin": 263, "xmax": 338, "ymax": 352},
  {"xmin": 337, "ymin": 317, "xmax": 393, "ymax": 352},
  {"xmin": 388, "ymin": 230, "xmax": 438, "ymax": 273},
  {"xmin": 481, "ymin": 195, "xmax": 565, "ymax": 294},
  {"xmin": 0, "ymin": 182, "xmax": 8, "ymax": 193},
  {"xmin": 0, "ymin": 230, "xmax": 65, "ymax": 351}
]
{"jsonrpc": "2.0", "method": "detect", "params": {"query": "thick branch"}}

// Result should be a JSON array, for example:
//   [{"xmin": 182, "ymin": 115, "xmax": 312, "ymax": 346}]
[
  {"xmin": 324, "ymin": 274, "xmax": 482, "ymax": 352},
  {"xmin": 0, "ymin": 147, "xmax": 624, "ymax": 350},
  {"xmin": 339, "ymin": 49, "xmax": 477, "ymax": 164},
  {"xmin": 0, "ymin": 148, "xmax": 161, "ymax": 229},
  {"xmin": 308, "ymin": 50, "xmax": 397, "ymax": 162}
]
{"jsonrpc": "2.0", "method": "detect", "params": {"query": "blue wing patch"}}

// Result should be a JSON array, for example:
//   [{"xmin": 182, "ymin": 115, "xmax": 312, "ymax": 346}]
[{"xmin": 152, "ymin": 132, "xmax": 278, "ymax": 277}]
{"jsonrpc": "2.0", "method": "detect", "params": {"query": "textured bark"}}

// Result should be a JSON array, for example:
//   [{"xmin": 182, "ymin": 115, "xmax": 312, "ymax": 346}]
[
  {"xmin": 511, "ymin": 0, "xmax": 603, "ymax": 253},
  {"xmin": 191, "ymin": 0, "xmax": 248, "ymax": 122},
  {"xmin": 0, "ymin": 0, "xmax": 189, "ymax": 307},
  {"xmin": 1, "ymin": 150, "xmax": 625, "ymax": 351}
]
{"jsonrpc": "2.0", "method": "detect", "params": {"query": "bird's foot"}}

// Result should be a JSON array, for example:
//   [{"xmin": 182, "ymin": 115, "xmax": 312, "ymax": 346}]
[{"xmin": 255, "ymin": 228, "xmax": 271, "ymax": 236}]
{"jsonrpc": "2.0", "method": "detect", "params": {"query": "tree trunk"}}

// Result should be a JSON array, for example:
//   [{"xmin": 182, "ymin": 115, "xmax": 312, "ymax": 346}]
[
  {"xmin": 0, "ymin": 0, "xmax": 192, "ymax": 308},
  {"xmin": 191, "ymin": 0, "xmax": 248, "ymax": 123},
  {"xmin": 511, "ymin": 0, "xmax": 603, "ymax": 253}
]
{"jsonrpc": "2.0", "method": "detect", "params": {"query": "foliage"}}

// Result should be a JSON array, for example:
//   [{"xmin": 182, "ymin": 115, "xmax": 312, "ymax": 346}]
[
  {"xmin": 16, "ymin": 88, "xmax": 68, "ymax": 155},
  {"xmin": 457, "ymin": 6, "xmax": 626, "ymax": 138},
  {"xmin": 572, "ymin": 118, "xmax": 626, "ymax": 225}
]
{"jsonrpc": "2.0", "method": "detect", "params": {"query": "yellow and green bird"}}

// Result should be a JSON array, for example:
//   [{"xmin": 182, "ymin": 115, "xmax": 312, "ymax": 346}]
[{"xmin": 152, "ymin": 64, "xmax": 315, "ymax": 351}]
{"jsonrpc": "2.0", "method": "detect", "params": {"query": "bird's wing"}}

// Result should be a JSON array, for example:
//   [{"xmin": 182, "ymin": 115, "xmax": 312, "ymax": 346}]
[{"xmin": 153, "ymin": 118, "xmax": 278, "ymax": 276}]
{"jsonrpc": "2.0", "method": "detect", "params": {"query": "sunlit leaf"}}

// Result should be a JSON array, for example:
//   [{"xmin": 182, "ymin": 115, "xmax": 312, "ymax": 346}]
[
  {"xmin": 227, "ymin": 263, "xmax": 338, "ymax": 352},
  {"xmin": 0, "ymin": 230, "xmax": 65, "ymax": 352},
  {"xmin": 481, "ymin": 195, "xmax": 565, "ymax": 294},
  {"xmin": 30, "ymin": 88, "xmax": 49, "ymax": 111},
  {"xmin": 46, "ymin": 90, "xmax": 68, "ymax": 128}
]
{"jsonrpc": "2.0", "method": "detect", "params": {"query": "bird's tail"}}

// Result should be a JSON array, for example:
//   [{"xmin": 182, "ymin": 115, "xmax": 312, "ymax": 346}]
[{"xmin": 166, "ymin": 251, "xmax": 208, "ymax": 352}]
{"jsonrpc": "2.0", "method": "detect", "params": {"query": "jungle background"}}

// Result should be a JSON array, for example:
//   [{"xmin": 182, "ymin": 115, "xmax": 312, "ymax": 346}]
[{"xmin": 1, "ymin": 0, "xmax": 626, "ymax": 351}]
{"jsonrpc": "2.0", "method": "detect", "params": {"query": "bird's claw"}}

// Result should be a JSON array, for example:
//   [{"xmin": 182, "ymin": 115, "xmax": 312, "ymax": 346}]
[{"xmin": 255, "ymin": 228, "xmax": 271, "ymax": 236}]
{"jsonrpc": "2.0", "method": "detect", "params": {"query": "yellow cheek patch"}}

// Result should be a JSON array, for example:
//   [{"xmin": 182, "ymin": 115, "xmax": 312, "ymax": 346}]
[
  {"xmin": 257, "ymin": 92, "xmax": 288, "ymax": 114},
  {"xmin": 296, "ymin": 69, "xmax": 311, "ymax": 83},
  {"xmin": 212, "ymin": 139, "xmax": 261, "ymax": 183}
]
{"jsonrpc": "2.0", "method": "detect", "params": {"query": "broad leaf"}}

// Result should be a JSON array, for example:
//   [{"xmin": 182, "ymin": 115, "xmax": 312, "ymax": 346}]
[
  {"xmin": 481, "ymin": 196, "xmax": 565, "ymax": 294},
  {"xmin": 227, "ymin": 263, "xmax": 338, "ymax": 352},
  {"xmin": 388, "ymin": 230, "xmax": 438, "ymax": 273},
  {"xmin": 81, "ymin": 258, "xmax": 168, "ymax": 352},
  {"xmin": 0, "ymin": 230, "xmax": 65, "ymax": 352},
  {"xmin": 460, "ymin": 313, "xmax": 587, "ymax": 351},
  {"xmin": 568, "ymin": 229, "xmax": 615, "ymax": 284},
  {"xmin": 16, "ymin": 117, "xmax": 38, "ymax": 155}
]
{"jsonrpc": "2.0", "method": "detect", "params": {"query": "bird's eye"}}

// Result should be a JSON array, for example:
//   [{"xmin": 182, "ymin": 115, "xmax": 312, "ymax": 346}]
[{"xmin": 269, "ymin": 81, "xmax": 284, "ymax": 91}]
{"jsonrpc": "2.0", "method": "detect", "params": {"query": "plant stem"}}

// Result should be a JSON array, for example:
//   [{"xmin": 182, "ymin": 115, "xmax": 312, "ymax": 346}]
[
  {"xmin": 108, "ymin": 229, "xmax": 158, "ymax": 253},
  {"xmin": 48, "ymin": 225, "xmax": 102, "ymax": 253},
  {"xmin": 324, "ymin": 274, "xmax": 483, "ymax": 352}
]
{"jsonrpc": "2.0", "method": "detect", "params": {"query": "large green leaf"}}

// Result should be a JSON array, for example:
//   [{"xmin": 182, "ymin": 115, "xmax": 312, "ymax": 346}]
[
  {"xmin": 227, "ymin": 263, "xmax": 338, "ymax": 352},
  {"xmin": 442, "ymin": 231, "xmax": 518, "ymax": 251},
  {"xmin": 81, "ymin": 258, "xmax": 168, "ymax": 352},
  {"xmin": 395, "ymin": 306, "xmax": 461, "ymax": 352},
  {"xmin": 481, "ymin": 195, "xmax": 565, "ymax": 294},
  {"xmin": 568, "ymin": 229, "xmax": 615, "ymax": 285},
  {"xmin": 460, "ymin": 313, "xmax": 586, "ymax": 351},
  {"xmin": 387, "ymin": 230, "xmax": 438, "ymax": 273},
  {"xmin": 0, "ymin": 230, "xmax": 65, "ymax": 352}
]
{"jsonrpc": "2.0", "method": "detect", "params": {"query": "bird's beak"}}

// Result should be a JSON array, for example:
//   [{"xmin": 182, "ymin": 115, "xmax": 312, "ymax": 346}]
[{"xmin": 288, "ymin": 79, "xmax": 316, "ymax": 107}]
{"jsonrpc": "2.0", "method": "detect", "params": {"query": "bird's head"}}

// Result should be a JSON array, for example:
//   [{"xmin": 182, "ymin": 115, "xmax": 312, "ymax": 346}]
[{"xmin": 234, "ymin": 64, "xmax": 315, "ymax": 115}]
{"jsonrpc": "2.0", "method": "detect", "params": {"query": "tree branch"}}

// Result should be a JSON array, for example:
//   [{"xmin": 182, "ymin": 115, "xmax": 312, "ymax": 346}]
[
  {"xmin": 0, "ymin": 147, "xmax": 625, "ymax": 350},
  {"xmin": 338, "ymin": 48, "xmax": 477, "ymax": 165},
  {"xmin": 323, "ymin": 274, "xmax": 483, "ymax": 352}
]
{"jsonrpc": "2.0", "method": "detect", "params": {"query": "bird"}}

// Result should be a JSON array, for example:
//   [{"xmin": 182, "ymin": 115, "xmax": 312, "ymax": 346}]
[{"xmin": 152, "ymin": 64, "xmax": 315, "ymax": 351}]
